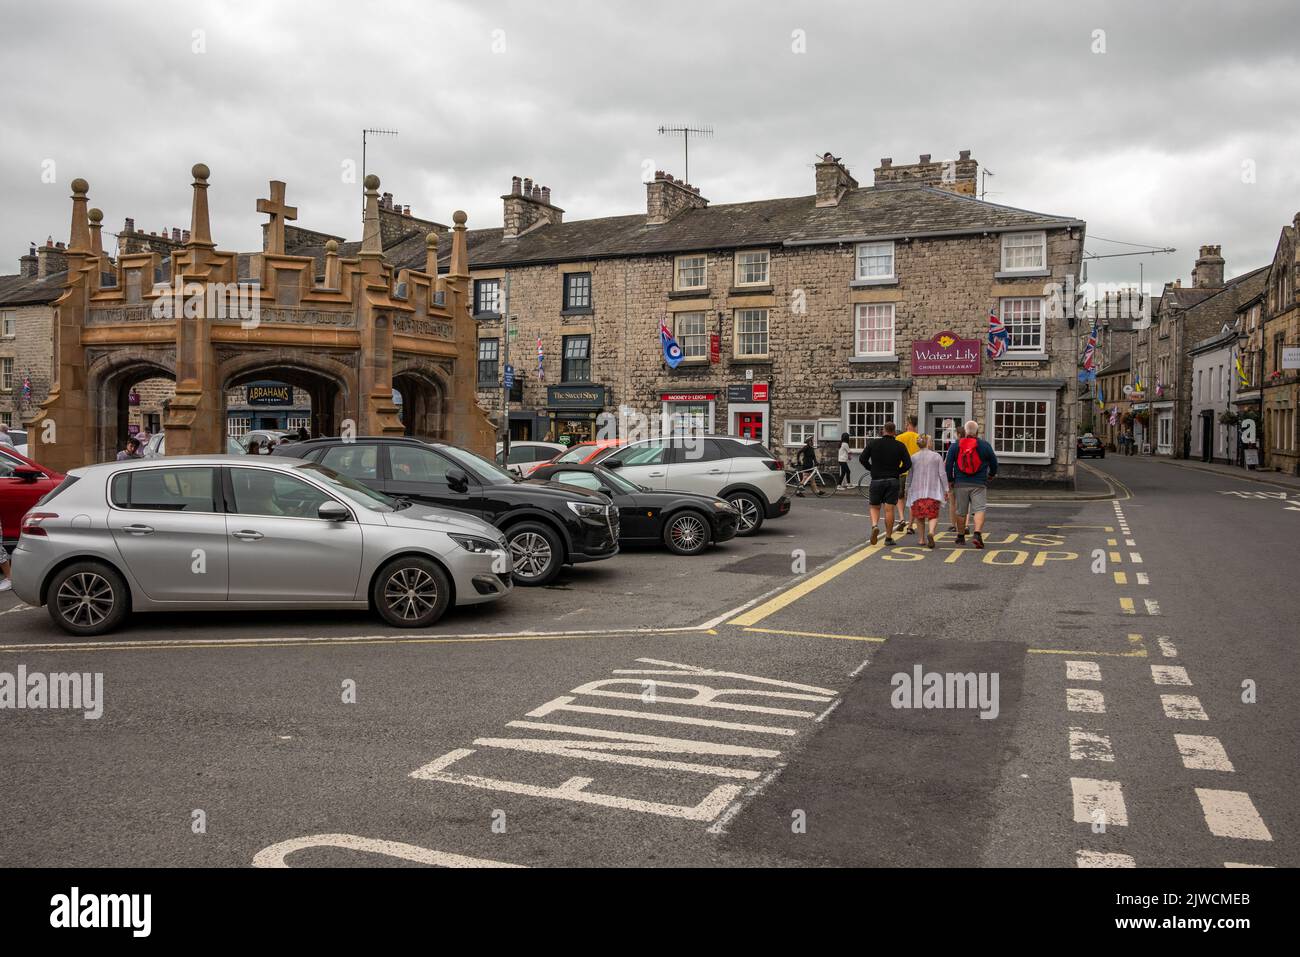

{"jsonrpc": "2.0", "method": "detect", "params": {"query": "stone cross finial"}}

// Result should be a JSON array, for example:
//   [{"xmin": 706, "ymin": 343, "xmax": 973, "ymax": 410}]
[{"xmin": 257, "ymin": 180, "xmax": 298, "ymax": 255}]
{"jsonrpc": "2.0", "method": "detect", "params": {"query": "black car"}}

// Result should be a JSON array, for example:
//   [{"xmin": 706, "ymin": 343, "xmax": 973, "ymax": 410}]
[
  {"xmin": 1077, "ymin": 434, "xmax": 1106, "ymax": 458},
  {"xmin": 272, "ymin": 436, "xmax": 618, "ymax": 586},
  {"xmin": 528, "ymin": 462, "xmax": 739, "ymax": 556}
]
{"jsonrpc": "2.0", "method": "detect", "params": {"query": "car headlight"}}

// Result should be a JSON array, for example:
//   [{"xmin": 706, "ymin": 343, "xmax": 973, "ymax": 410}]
[
  {"xmin": 450, "ymin": 533, "xmax": 498, "ymax": 553},
  {"xmin": 711, "ymin": 500, "xmax": 736, "ymax": 511},
  {"xmin": 567, "ymin": 501, "xmax": 607, "ymax": 520}
]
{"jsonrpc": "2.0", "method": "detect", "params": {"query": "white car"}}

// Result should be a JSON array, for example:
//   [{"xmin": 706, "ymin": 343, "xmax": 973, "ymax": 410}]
[
  {"xmin": 143, "ymin": 432, "xmax": 243, "ymax": 457},
  {"xmin": 596, "ymin": 436, "xmax": 790, "ymax": 535},
  {"xmin": 495, "ymin": 440, "xmax": 566, "ymax": 477},
  {"xmin": 6, "ymin": 429, "xmax": 28, "ymax": 456}
]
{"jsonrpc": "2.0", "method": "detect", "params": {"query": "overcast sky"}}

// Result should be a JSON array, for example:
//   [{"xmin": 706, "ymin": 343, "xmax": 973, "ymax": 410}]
[{"xmin": 2, "ymin": 0, "xmax": 1297, "ymax": 290}]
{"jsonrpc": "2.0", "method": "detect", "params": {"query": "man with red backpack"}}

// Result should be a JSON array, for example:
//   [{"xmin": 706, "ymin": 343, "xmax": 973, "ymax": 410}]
[{"xmin": 944, "ymin": 419, "xmax": 998, "ymax": 548}]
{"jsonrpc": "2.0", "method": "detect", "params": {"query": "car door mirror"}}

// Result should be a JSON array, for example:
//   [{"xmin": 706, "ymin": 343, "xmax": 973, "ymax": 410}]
[
  {"xmin": 603, "ymin": 458, "xmax": 622, "ymax": 469},
  {"xmin": 446, "ymin": 468, "xmax": 470, "ymax": 493},
  {"xmin": 599, "ymin": 486, "xmax": 617, "ymax": 497},
  {"xmin": 12, "ymin": 468, "xmax": 42, "ymax": 482},
  {"xmin": 318, "ymin": 500, "xmax": 350, "ymax": 521}
]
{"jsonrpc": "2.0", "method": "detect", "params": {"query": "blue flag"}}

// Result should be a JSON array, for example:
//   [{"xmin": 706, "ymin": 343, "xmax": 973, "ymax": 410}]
[{"xmin": 660, "ymin": 321, "xmax": 684, "ymax": 369}]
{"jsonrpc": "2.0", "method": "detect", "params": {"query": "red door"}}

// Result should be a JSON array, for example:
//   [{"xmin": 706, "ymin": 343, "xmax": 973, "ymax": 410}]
[{"xmin": 737, "ymin": 412, "xmax": 763, "ymax": 440}]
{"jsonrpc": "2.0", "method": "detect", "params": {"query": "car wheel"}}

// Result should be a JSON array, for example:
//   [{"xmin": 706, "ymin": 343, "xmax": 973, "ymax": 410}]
[
  {"xmin": 372, "ymin": 557, "xmax": 451, "ymax": 628},
  {"xmin": 506, "ymin": 521, "xmax": 564, "ymax": 586},
  {"xmin": 728, "ymin": 492, "xmax": 765, "ymax": 536},
  {"xmin": 46, "ymin": 561, "xmax": 129, "ymax": 637},
  {"xmin": 663, "ymin": 510, "xmax": 710, "ymax": 556}
]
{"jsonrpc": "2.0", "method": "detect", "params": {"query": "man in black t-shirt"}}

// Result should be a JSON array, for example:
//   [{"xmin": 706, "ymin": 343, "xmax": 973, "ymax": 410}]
[{"xmin": 859, "ymin": 422, "xmax": 912, "ymax": 546}]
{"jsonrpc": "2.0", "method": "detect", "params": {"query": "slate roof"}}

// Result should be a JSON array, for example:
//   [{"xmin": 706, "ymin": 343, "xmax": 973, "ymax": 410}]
[
  {"xmin": 1180, "ymin": 265, "xmax": 1270, "ymax": 333},
  {"xmin": 285, "ymin": 182, "xmax": 1083, "ymax": 274},
  {"xmin": 0, "ymin": 270, "xmax": 67, "ymax": 306},
  {"xmin": 1100, "ymin": 353, "xmax": 1130, "ymax": 374}
]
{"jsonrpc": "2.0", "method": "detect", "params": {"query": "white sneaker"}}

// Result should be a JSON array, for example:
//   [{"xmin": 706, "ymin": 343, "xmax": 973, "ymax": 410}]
[{"xmin": 0, "ymin": 579, "xmax": 12, "ymax": 592}]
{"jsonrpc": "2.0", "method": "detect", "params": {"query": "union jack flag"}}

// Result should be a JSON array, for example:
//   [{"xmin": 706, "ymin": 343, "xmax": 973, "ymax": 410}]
[
  {"xmin": 536, "ymin": 336, "xmax": 545, "ymax": 382},
  {"xmin": 986, "ymin": 309, "xmax": 1009, "ymax": 359},
  {"xmin": 1082, "ymin": 324, "xmax": 1098, "ymax": 372}
]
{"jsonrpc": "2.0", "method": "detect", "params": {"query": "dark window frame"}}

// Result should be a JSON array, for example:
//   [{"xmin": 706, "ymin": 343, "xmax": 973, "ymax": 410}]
[
  {"xmin": 474, "ymin": 278, "xmax": 501, "ymax": 317},
  {"xmin": 478, "ymin": 338, "xmax": 500, "ymax": 384},
  {"xmin": 563, "ymin": 272, "xmax": 593, "ymax": 312},
  {"xmin": 561, "ymin": 334, "xmax": 592, "ymax": 383}
]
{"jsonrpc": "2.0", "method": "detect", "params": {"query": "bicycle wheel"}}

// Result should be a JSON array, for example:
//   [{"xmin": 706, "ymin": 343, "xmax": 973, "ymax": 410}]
[
  {"xmin": 812, "ymin": 468, "xmax": 833, "ymax": 497},
  {"xmin": 857, "ymin": 472, "xmax": 873, "ymax": 497}
]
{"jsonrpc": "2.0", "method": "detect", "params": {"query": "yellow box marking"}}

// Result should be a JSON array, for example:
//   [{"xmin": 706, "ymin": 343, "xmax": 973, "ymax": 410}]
[
  {"xmin": 1113, "ymin": 571, "xmax": 1128, "ymax": 585},
  {"xmin": 728, "ymin": 542, "xmax": 884, "ymax": 626},
  {"xmin": 1119, "ymin": 598, "xmax": 1136, "ymax": 615}
]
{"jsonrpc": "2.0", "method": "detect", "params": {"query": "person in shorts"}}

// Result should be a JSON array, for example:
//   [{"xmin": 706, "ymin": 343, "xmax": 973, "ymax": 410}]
[
  {"xmin": 944, "ymin": 419, "xmax": 998, "ymax": 548},
  {"xmin": 895, "ymin": 415, "xmax": 921, "ymax": 534},
  {"xmin": 859, "ymin": 422, "xmax": 912, "ymax": 546}
]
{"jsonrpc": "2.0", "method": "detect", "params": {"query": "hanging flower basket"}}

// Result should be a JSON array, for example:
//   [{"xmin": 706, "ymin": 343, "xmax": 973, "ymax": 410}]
[{"xmin": 1218, "ymin": 410, "xmax": 1239, "ymax": 425}]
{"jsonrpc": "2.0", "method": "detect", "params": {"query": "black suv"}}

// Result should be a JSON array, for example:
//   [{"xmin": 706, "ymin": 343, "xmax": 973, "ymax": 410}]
[{"xmin": 272, "ymin": 437, "xmax": 618, "ymax": 586}]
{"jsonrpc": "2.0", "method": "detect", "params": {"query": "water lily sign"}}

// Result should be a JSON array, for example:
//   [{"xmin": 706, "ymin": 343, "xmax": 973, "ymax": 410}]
[{"xmin": 911, "ymin": 331, "xmax": 982, "ymax": 375}]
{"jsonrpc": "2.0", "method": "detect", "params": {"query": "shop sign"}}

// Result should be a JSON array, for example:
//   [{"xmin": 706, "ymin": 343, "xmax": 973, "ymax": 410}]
[
  {"xmin": 660, "ymin": 392, "xmax": 716, "ymax": 402},
  {"xmin": 752, "ymin": 382, "xmax": 769, "ymax": 402},
  {"xmin": 710, "ymin": 334, "xmax": 721, "ymax": 364},
  {"xmin": 546, "ymin": 385, "xmax": 606, "ymax": 411},
  {"xmin": 911, "ymin": 332, "xmax": 981, "ymax": 375},
  {"xmin": 1282, "ymin": 346, "xmax": 1300, "ymax": 370},
  {"xmin": 247, "ymin": 383, "xmax": 293, "ymax": 405}
]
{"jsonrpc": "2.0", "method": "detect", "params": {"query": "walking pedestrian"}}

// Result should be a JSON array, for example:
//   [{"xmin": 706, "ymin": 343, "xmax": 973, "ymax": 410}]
[
  {"xmin": 115, "ymin": 437, "xmax": 142, "ymax": 462},
  {"xmin": 905, "ymin": 434, "xmax": 949, "ymax": 550},
  {"xmin": 795, "ymin": 435, "xmax": 817, "ymax": 497},
  {"xmin": 246, "ymin": 439, "xmax": 261, "ymax": 455},
  {"xmin": 296, "ymin": 425, "xmax": 310, "ymax": 441},
  {"xmin": 859, "ymin": 422, "xmax": 912, "ymax": 547},
  {"xmin": 837, "ymin": 432, "xmax": 851, "ymax": 488},
  {"xmin": 944, "ymin": 420, "xmax": 997, "ymax": 548},
  {"xmin": 895, "ymin": 415, "xmax": 921, "ymax": 534}
]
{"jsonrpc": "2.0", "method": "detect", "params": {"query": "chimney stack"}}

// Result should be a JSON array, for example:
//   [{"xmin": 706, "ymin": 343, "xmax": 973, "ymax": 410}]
[
  {"xmin": 873, "ymin": 149, "xmax": 979, "ymax": 196},
  {"xmin": 19, "ymin": 245, "xmax": 38, "ymax": 278},
  {"xmin": 814, "ymin": 152, "xmax": 859, "ymax": 207},
  {"xmin": 37, "ymin": 240, "xmax": 68, "ymax": 278},
  {"xmin": 646, "ymin": 170, "xmax": 709, "ymax": 225},
  {"xmin": 502, "ymin": 175, "xmax": 564, "ymax": 239},
  {"xmin": 1192, "ymin": 244, "xmax": 1225, "ymax": 289}
]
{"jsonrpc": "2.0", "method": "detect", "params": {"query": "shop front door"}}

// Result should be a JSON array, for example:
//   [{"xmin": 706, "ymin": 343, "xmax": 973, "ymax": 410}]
[
  {"xmin": 925, "ymin": 402, "xmax": 967, "ymax": 456},
  {"xmin": 737, "ymin": 411, "xmax": 763, "ymax": 441}
]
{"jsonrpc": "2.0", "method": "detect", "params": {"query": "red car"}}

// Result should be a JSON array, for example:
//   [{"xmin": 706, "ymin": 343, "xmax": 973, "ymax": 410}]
[
  {"xmin": 545, "ymin": 438, "xmax": 625, "ymax": 468},
  {"xmin": 0, "ymin": 446, "xmax": 65, "ymax": 545}
]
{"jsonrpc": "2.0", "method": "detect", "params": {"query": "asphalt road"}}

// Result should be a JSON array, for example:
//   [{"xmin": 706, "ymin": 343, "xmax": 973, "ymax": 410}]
[{"xmin": 0, "ymin": 457, "xmax": 1294, "ymax": 868}]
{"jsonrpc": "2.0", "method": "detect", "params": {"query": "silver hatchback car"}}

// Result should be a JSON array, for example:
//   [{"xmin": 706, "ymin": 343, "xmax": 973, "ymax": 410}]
[{"xmin": 10, "ymin": 456, "xmax": 513, "ymax": 636}]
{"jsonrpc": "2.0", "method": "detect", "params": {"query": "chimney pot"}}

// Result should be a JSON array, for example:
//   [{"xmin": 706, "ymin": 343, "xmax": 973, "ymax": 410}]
[
  {"xmin": 511, "ymin": 175, "xmax": 522, "ymax": 195},
  {"xmin": 124, "ymin": 217, "xmax": 135, "ymax": 232},
  {"xmin": 56, "ymin": 241, "xmax": 65, "ymax": 249},
  {"xmin": 523, "ymin": 177, "xmax": 533, "ymax": 194},
  {"xmin": 541, "ymin": 187, "xmax": 551, "ymax": 204},
  {"xmin": 959, "ymin": 149, "xmax": 971, "ymax": 161},
  {"xmin": 880, "ymin": 158, "xmax": 892, "ymax": 168},
  {"xmin": 919, "ymin": 153, "xmax": 931, "ymax": 164},
  {"xmin": 172, "ymin": 227, "xmax": 181, "ymax": 241},
  {"xmin": 183, "ymin": 229, "xmax": 191, "ymax": 242}
]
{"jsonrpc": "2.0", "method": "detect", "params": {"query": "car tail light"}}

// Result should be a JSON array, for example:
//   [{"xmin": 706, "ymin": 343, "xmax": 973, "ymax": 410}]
[
  {"xmin": 20, "ymin": 511, "xmax": 58, "ymax": 537},
  {"xmin": 762, "ymin": 459, "xmax": 782, "ymax": 471}
]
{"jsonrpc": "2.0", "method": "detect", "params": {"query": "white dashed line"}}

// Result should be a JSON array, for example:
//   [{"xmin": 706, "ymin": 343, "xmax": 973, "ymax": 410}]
[
  {"xmin": 849, "ymin": 658, "xmax": 871, "ymax": 678},
  {"xmin": 1136, "ymin": 572, "xmax": 1150, "ymax": 585},
  {"xmin": 1175, "ymin": 734, "xmax": 1235, "ymax": 772},
  {"xmin": 1065, "ymin": 661, "xmax": 1102, "ymax": 682},
  {"xmin": 1077, "ymin": 849, "xmax": 1136, "ymax": 868},
  {"xmin": 1157, "ymin": 637, "xmax": 1178, "ymax": 658},
  {"xmin": 1125, "ymin": 538, "xmax": 1136, "ymax": 546},
  {"xmin": 1195, "ymin": 789, "xmax": 1273, "ymax": 841},
  {"xmin": 1069, "ymin": 728, "xmax": 1115, "ymax": 762},
  {"xmin": 1129, "ymin": 552, "xmax": 1143, "ymax": 564},
  {"xmin": 1144, "ymin": 599, "xmax": 1162, "ymax": 616},
  {"xmin": 1071, "ymin": 777, "xmax": 1129, "ymax": 827},
  {"xmin": 1067, "ymin": 689, "xmax": 1106, "ymax": 713},
  {"xmin": 1161, "ymin": 694, "xmax": 1209, "ymax": 720},
  {"xmin": 1151, "ymin": 665, "xmax": 1192, "ymax": 686}
]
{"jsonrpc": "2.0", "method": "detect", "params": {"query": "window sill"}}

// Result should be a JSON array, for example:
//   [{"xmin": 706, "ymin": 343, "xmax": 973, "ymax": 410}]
[
  {"xmin": 850, "ymin": 355, "xmax": 898, "ymax": 364},
  {"xmin": 668, "ymin": 288, "xmax": 710, "ymax": 299},
  {"xmin": 994, "ymin": 454, "xmax": 1052, "ymax": 464},
  {"xmin": 560, "ymin": 307, "xmax": 594, "ymax": 316},
  {"xmin": 729, "ymin": 285, "xmax": 773, "ymax": 295},
  {"xmin": 729, "ymin": 357, "xmax": 772, "ymax": 366},
  {"xmin": 850, "ymin": 277, "xmax": 898, "ymax": 288},
  {"xmin": 998, "ymin": 353, "xmax": 1049, "ymax": 362},
  {"xmin": 994, "ymin": 269, "xmax": 1050, "ymax": 279},
  {"xmin": 474, "ymin": 312, "xmax": 502, "ymax": 321}
]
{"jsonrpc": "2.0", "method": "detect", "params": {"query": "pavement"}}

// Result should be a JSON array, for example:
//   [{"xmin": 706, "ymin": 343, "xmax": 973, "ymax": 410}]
[{"xmin": 0, "ymin": 455, "xmax": 1294, "ymax": 868}]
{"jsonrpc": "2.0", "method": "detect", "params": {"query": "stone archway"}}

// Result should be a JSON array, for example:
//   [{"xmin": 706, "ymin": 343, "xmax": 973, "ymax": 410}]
[
  {"xmin": 86, "ymin": 349, "xmax": 177, "ymax": 463},
  {"xmin": 392, "ymin": 359, "xmax": 450, "ymax": 440},
  {"xmin": 218, "ymin": 351, "xmax": 356, "ymax": 440}
]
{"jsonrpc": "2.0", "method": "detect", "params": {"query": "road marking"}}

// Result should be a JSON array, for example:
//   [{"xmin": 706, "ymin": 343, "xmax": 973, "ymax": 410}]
[
  {"xmin": 1125, "ymin": 538, "xmax": 1136, "ymax": 546},
  {"xmin": 1113, "ymin": 571, "xmax": 1128, "ymax": 585},
  {"xmin": 1048, "ymin": 525, "xmax": 1114, "ymax": 531},
  {"xmin": 986, "ymin": 503, "xmax": 1031, "ymax": 508},
  {"xmin": 1065, "ymin": 660, "xmax": 1102, "ymax": 681},
  {"xmin": 252, "ymin": 833, "xmax": 524, "ymax": 868},
  {"xmin": 1109, "ymin": 551, "xmax": 1122, "ymax": 564},
  {"xmin": 814, "ymin": 699, "xmax": 842, "ymax": 722},
  {"xmin": 1151, "ymin": 665, "xmax": 1191, "ymax": 686},
  {"xmin": 728, "ymin": 542, "xmax": 885, "ymax": 626},
  {"xmin": 1119, "ymin": 597, "xmax": 1136, "ymax": 615},
  {"xmin": 1069, "ymin": 728, "xmax": 1114, "ymax": 762},
  {"xmin": 850, "ymin": 658, "xmax": 871, "ymax": 678},
  {"xmin": 1136, "ymin": 572, "xmax": 1150, "ymax": 585},
  {"xmin": 1194, "ymin": 789, "xmax": 1273, "ymax": 841},
  {"xmin": 1157, "ymin": 637, "xmax": 1178, "ymax": 658},
  {"xmin": 1106, "ymin": 538, "xmax": 1117, "ymax": 546},
  {"xmin": 1224, "ymin": 862, "xmax": 1273, "ymax": 868},
  {"xmin": 0, "ymin": 604, "xmax": 33, "ymax": 617},
  {"xmin": 1029, "ymin": 646, "xmax": 1146, "ymax": 658},
  {"xmin": 1161, "ymin": 694, "xmax": 1209, "ymax": 720},
  {"xmin": 1071, "ymin": 777, "xmax": 1129, "ymax": 826},
  {"xmin": 1175, "ymin": 734, "xmax": 1235, "ymax": 772},
  {"xmin": 1067, "ymin": 689, "xmax": 1106, "ymax": 713},
  {"xmin": 1077, "ymin": 849, "xmax": 1135, "ymax": 868},
  {"xmin": 524, "ymin": 697, "xmax": 801, "ymax": 736},
  {"xmin": 741, "ymin": 626, "xmax": 885, "ymax": 643},
  {"xmin": 1144, "ymin": 599, "xmax": 1162, "ymax": 616},
  {"xmin": 1129, "ymin": 552, "xmax": 1143, "ymax": 564}
]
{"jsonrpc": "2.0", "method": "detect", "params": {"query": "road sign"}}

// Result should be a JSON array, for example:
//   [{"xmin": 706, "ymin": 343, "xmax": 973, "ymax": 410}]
[{"xmin": 503, "ymin": 364, "xmax": 514, "ymax": 389}]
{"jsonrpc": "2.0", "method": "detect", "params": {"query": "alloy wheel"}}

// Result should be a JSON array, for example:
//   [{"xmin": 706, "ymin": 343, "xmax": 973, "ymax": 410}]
[
  {"xmin": 55, "ymin": 571, "xmax": 115, "ymax": 629},
  {"xmin": 730, "ymin": 497, "xmax": 759, "ymax": 533},
  {"xmin": 383, "ymin": 566, "xmax": 439, "ymax": 622},
  {"xmin": 669, "ymin": 514, "xmax": 707, "ymax": 551},
  {"xmin": 510, "ymin": 531, "xmax": 553, "ymax": 580}
]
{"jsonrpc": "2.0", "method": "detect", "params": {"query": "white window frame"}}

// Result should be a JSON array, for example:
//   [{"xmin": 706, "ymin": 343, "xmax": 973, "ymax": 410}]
[
  {"xmin": 675, "ymin": 254, "xmax": 707, "ymax": 292},
  {"xmin": 784, "ymin": 419, "xmax": 815, "ymax": 447},
  {"xmin": 0, "ymin": 357, "xmax": 13, "ymax": 393},
  {"xmin": 853, "ymin": 303, "xmax": 896, "ymax": 357},
  {"xmin": 674, "ymin": 311, "xmax": 709, "ymax": 362},
  {"xmin": 227, "ymin": 417, "xmax": 251, "ymax": 438},
  {"xmin": 1000, "ymin": 231, "xmax": 1046, "ymax": 272},
  {"xmin": 733, "ymin": 308, "xmax": 769, "ymax": 359},
  {"xmin": 660, "ymin": 399, "xmax": 714, "ymax": 435},
  {"xmin": 287, "ymin": 415, "xmax": 310, "ymax": 432},
  {"xmin": 999, "ymin": 297, "xmax": 1046, "ymax": 355},
  {"xmin": 1157, "ymin": 411, "xmax": 1173, "ymax": 453},
  {"xmin": 839, "ymin": 388, "xmax": 903, "ymax": 453},
  {"xmin": 734, "ymin": 249, "xmax": 770, "ymax": 287},
  {"xmin": 0, "ymin": 310, "xmax": 14, "ymax": 338},
  {"xmin": 855, "ymin": 241, "xmax": 895, "ymax": 281},
  {"xmin": 986, "ymin": 387, "xmax": 1057, "ymax": 464}
]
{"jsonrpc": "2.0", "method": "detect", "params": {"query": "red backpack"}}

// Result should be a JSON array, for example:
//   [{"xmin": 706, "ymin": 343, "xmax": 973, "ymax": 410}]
[{"xmin": 956, "ymin": 436, "xmax": 983, "ymax": 476}]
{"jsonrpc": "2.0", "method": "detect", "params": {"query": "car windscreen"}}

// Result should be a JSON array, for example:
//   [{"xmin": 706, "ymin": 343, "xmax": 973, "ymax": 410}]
[
  {"xmin": 553, "ymin": 444, "xmax": 592, "ymax": 464},
  {"xmin": 438, "ymin": 445, "xmax": 515, "ymax": 485},
  {"xmin": 592, "ymin": 465, "xmax": 642, "ymax": 494},
  {"xmin": 296, "ymin": 462, "xmax": 396, "ymax": 511}
]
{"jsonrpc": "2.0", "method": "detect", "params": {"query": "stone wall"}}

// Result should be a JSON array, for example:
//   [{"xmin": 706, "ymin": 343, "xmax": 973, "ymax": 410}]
[{"xmin": 0, "ymin": 304, "xmax": 54, "ymax": 429}]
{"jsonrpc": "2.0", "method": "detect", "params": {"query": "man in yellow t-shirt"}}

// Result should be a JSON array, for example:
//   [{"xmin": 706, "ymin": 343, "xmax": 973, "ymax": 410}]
[{"xmin": 895, "ymin": 415, "xmax": 921, "ymax": 534}]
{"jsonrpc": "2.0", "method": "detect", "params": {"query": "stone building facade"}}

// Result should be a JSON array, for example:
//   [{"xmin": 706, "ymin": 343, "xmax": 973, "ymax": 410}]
[
  {"xmin": 0, "ymin": 249, "xmax": 65, "ymax": 432},
  {"xmin": 1261, "ymin": 213, "xmax": 1300, "ymax": 472},
  {"xmin": 422, "ymin": 151, "xmax": 1085, "ymax": 486}
]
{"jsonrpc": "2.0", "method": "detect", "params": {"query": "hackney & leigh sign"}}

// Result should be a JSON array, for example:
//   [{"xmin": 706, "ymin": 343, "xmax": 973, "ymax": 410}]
[{"xmin": 911, "ymin": 331, "xmax": 982, "ymax": 375}]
